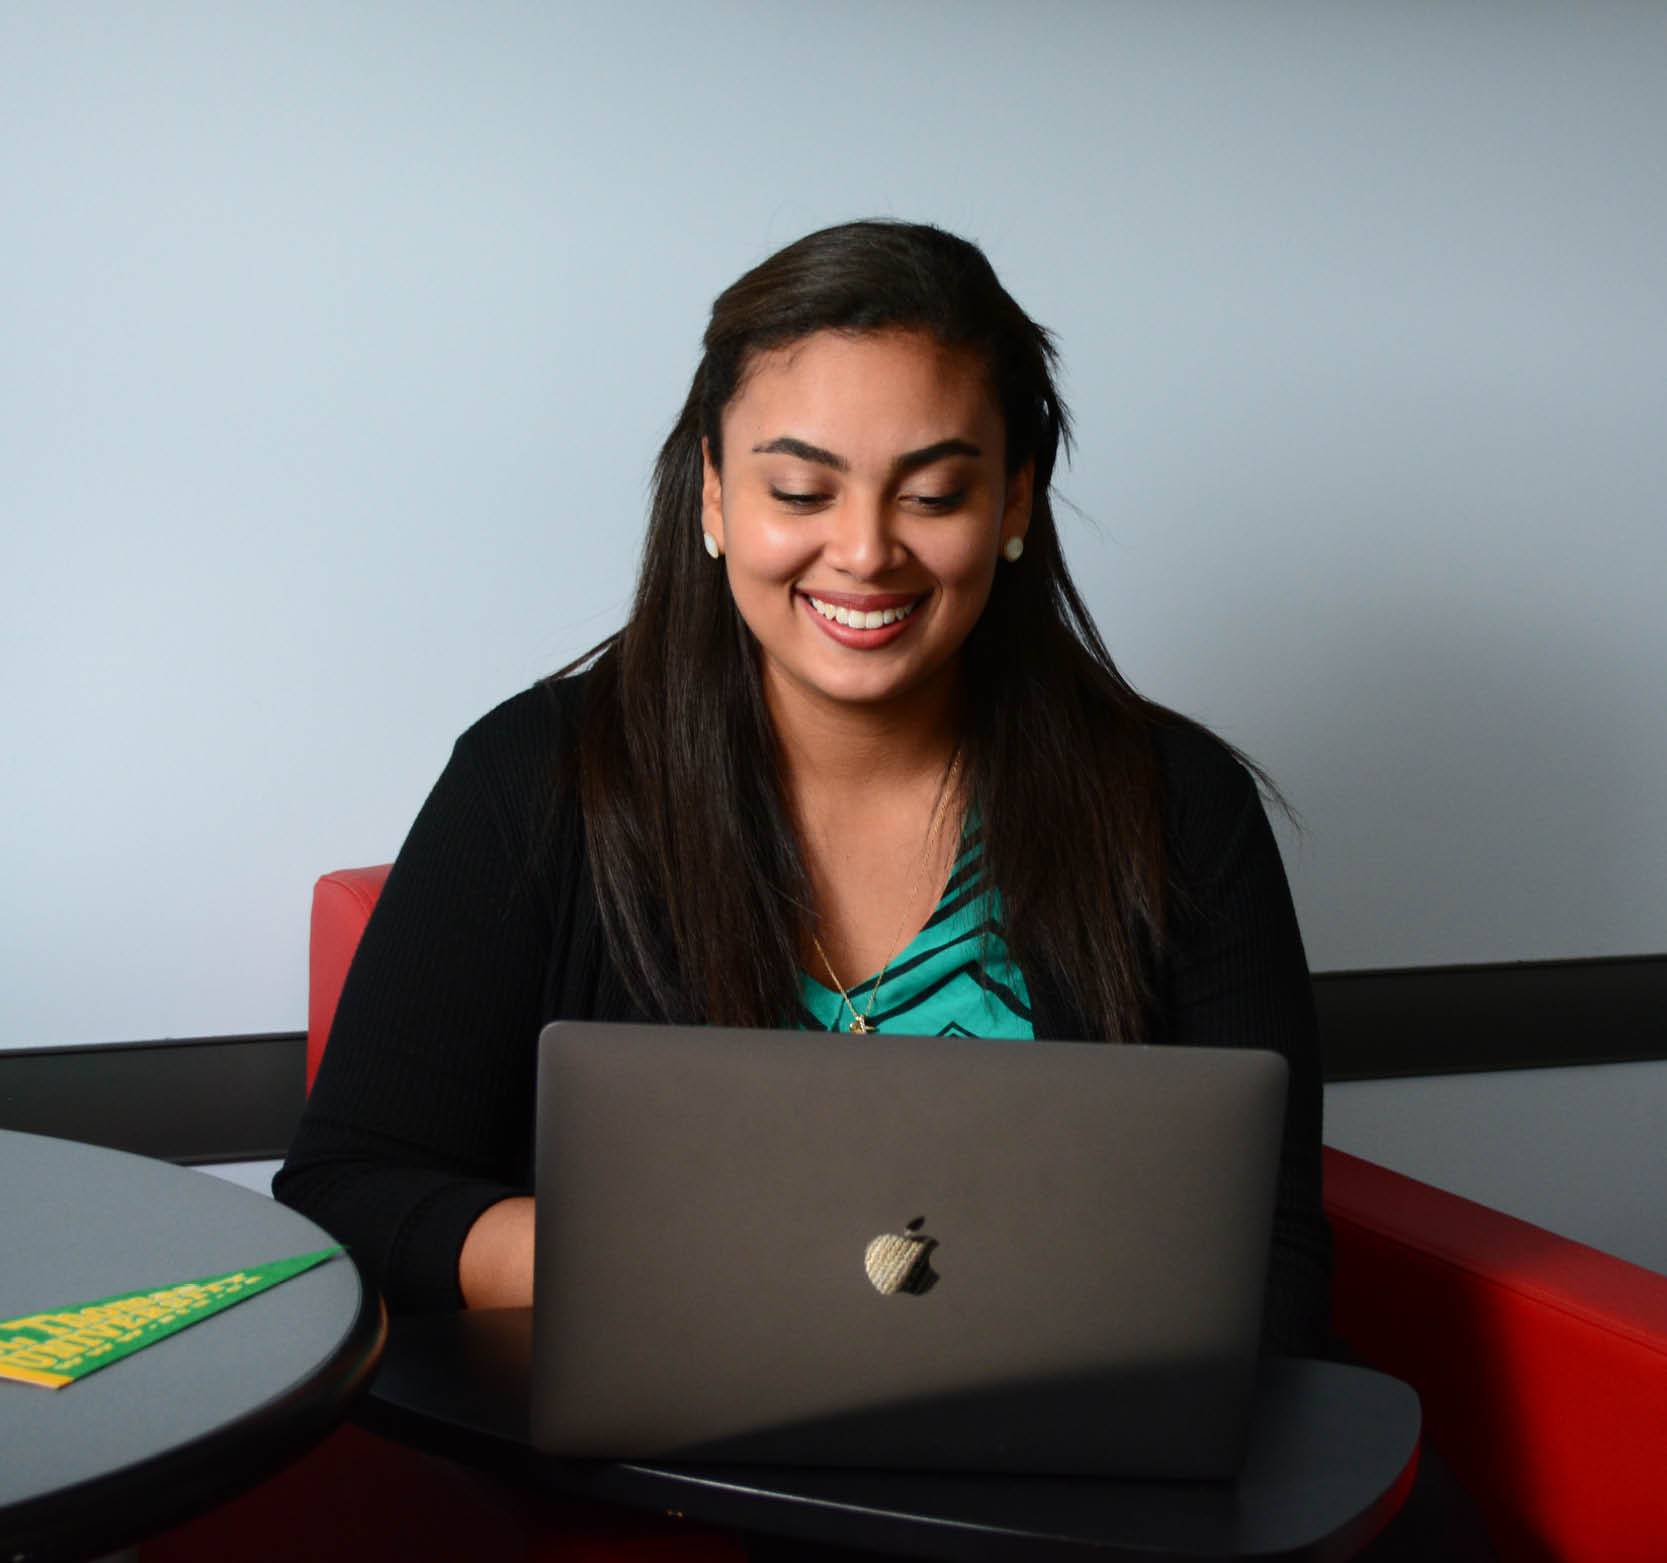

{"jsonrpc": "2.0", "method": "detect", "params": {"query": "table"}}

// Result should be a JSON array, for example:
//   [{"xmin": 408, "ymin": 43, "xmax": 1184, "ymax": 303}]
[
  {"xmin": 365, "ymin": 1308, "xmax": 1420, "ymax": 1561},
  {"xmin": 0, "ymin": 1130, "xmax": 385, "ymax": 1563}
]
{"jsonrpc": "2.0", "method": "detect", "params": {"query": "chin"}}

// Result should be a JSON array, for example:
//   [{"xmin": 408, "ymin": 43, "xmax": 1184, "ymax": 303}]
[{"xmin": 807, "ymin": 660, "xmax": 947, "ymax": 712}]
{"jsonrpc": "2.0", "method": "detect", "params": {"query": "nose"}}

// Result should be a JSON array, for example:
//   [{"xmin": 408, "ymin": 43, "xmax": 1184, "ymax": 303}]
[{"xmin": 823, "ymin": 491, "xmax": 902, "ymax": 579}]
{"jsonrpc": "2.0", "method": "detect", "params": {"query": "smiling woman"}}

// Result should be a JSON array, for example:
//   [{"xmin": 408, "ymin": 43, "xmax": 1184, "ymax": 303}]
[
  {"xmin": 276, "ymin": 220, "xmax": 1330, "ymax": 1366},
  {"xmin": 697, "ymin": 328, "xmax": 1034, "ymax": 1002}
]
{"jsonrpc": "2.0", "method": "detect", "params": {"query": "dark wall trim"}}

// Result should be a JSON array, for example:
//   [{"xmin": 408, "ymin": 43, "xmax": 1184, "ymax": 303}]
[
  {"xmin": 0, "ymin": 1033, "xmax": 305, "ymax": 1164},
  {"xmin": 2, "ymin": 953, "xmax": 1663, "ymax": 1162},
  {"xmin": 1315, "ymin": 952, "xmax": 1667, "ymax": 1081}
]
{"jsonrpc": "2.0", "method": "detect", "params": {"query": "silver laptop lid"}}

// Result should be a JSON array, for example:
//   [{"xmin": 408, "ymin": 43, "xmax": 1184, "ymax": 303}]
[{"xmin": 531, "ymin": 1022, "xmax": 1286, "ymax": 1477}]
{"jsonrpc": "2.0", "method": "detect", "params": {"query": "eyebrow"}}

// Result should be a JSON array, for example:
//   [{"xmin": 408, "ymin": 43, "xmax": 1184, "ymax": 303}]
[{"xmin": 750, "ymin": 436, "xmax": 983, "ymax": 476}]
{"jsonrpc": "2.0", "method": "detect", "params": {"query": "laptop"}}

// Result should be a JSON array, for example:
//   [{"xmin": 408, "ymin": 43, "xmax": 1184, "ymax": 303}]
[{"xmin": 530, "ymin": 1021, "xmax": 1286, "ymax": 1478}]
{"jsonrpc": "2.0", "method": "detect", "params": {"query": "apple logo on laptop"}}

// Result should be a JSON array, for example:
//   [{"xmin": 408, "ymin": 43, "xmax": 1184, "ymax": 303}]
[{"xmin": 864, "ymin": 1216, "xmax": 939, "ymax": 1296}]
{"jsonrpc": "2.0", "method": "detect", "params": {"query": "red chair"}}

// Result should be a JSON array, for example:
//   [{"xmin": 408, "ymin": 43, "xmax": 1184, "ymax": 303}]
[
  {"xmin": 149, "ymin": 866, "xmax": 1667, "ymax": 1562},
  {"xmin": 1326, "ymin": 1145, "xmax": 1667, "ymax": 1563},
  {"xmin": 306, "ymin": 865, "xmax": 391, "ymax": 1092},
  {"xmin": 308, "ymin": 867, "xmax": 1667, "ymax": 1562}
]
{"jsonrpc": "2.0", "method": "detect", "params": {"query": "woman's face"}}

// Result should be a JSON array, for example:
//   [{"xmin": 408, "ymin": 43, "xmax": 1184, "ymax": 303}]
[{"xmin": 702, "ymin": 329, "xmax": 1031, "ymax": 723}]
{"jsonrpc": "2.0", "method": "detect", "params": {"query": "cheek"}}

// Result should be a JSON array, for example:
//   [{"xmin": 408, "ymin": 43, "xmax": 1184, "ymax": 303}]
[
  {"xmin": 932, "ymin": 531, "xmax": 1002, "ymax": 594},
  {"xmin": 720, "ymin": 533, "xmax": 796, "ymax": 599},
  {"xmin": 729, "ymin": 512, "xmax": 816, "ymax": 584}
]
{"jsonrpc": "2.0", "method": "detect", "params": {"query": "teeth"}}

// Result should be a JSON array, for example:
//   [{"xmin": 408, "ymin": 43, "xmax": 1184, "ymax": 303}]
[{"xmin": 808, "ymin": 595, "xmax": 917, "ymax": 629}]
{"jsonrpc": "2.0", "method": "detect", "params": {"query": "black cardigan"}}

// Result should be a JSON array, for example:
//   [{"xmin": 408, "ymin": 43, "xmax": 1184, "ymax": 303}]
[{"xmin": 276, "ymin": 675, "xmax": 1332, "ymax": 1353}]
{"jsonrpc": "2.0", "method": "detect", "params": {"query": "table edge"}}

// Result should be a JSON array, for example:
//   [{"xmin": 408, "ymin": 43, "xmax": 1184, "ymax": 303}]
[{"xmin": 1, "ymin": 1272, "xmax": 387, "ymax": 1563}]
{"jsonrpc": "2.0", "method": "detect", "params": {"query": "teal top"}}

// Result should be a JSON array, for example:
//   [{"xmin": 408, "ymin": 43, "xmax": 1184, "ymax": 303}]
[{"xmin": 794, "ymin": 837, "xmax": 1034, "ymax": 1038}]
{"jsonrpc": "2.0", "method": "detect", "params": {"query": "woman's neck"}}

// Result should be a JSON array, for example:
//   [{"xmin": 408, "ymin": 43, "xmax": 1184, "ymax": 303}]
[
  {"xmin": 764, "ymin": 661, "xmax": 968, "ymax": 988},
  {"xmin": 764, "ymin": 663, "xmax": 964, "ymax": 799}
]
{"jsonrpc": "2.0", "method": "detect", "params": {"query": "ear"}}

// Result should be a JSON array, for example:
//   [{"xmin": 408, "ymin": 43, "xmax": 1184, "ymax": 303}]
[
  {"xmin": 701, "ymin": 438, "xmax": 725, "ymax": 552},
  {"xmin": 1001, "ymin": 461, "xmax": 1034, "ymax": 552}
]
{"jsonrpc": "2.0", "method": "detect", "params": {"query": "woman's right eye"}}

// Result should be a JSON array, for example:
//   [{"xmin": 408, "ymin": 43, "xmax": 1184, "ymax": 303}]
[{"xmin": 770, "ymin": 489, "xmax": 827, "ymax": 509}]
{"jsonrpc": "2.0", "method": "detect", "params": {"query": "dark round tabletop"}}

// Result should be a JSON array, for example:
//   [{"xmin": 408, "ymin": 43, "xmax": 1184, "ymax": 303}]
[
  {"xmin": 0, "ymin": 1130, "xmax": 385, "ymax": 1563},
  {"xmin": 367, "ymin": 1308, "xmax": 1420, "ymax": 1561}
]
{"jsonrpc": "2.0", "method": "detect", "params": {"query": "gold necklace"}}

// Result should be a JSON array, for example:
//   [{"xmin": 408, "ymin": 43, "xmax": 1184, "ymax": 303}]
[{"xmin": 810, "ymin": 759, "xmax": 960, "ymax": 1034}]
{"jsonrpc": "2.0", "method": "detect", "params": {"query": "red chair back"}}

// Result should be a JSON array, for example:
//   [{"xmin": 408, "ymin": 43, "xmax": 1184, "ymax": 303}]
[
  {"xmin": 308, "ymin": 863, "xmax": 1667, "ymax": 1561},
  {"xmin": 307, "ymin": 864, "xmax": 391, "ymax": 1090}
]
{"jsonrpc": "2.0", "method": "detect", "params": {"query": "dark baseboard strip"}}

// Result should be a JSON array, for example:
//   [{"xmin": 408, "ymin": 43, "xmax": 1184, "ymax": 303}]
[
  {"xmin": 1315, "ymin": 952, "xmax": 1667, "ymax": 1081},
  {"xmin": 2, "ymin": 952, "xmax": 1663, "ymax": 1162},
  {"xmin": 0, "ymin": 1033, "xmax": 305, "ymax": 1165}
]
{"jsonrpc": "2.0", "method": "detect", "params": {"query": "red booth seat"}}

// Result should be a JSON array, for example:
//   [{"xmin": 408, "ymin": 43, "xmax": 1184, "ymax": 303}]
[
  {"xmin": 306, "ymin": 867, "xmax": 1667, "ymax": 1563},
  {"xmin": 1326, "ymin": 1142, "xmax": 1667, "ymax": 1563},
  {"xmin": 306, "ymin": 864, "xmax": 390, "ymax": 1092},
  {"xmin": 149, "ymin": 866, "xmax": 1667, "ymax": 1561}
]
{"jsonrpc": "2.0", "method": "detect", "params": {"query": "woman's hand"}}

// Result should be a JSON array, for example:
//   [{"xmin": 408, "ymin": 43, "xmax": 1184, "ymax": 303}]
[{"xmin": 458, "ymin": 1195, "xmax": 535, "ymax": 1308}]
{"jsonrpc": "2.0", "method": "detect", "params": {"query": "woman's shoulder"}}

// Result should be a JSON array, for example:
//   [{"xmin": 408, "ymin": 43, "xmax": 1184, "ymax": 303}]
[
  {"xmin": 1143, "ymin": 709, "xmax": 1269, "ymax": 875},
  {"xmin": 1147, "ymin": 710, "xmax": 1257, "ymax": 802},
  {"xmin": 454, "ymin": 669, "xmax": 591, "ymax": 760},
  {"xmin": 438, "ymin": 670, "xmax": 598, "ymax": 830}
]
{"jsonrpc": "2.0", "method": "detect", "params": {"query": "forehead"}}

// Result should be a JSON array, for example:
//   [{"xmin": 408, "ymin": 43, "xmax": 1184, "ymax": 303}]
[{"xmin": 725, "ymin": 330, "xmax": 1001, "ymax": 449}]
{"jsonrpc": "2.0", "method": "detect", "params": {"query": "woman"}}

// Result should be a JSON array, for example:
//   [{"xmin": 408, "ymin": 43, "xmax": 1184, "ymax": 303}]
[{"xmin": 276, "ymin": 219, "xmax": 1332, "ymax": 1356}]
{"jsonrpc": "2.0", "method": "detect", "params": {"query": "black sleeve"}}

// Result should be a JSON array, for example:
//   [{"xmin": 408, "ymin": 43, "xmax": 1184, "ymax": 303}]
[
  {"xmin": 273, "ymin": 687, "xmax": 565, "ymax": 1311},
  {"xmin": 1155, "ymin": 725, "xmax": 1333, "ymax": 1357}
]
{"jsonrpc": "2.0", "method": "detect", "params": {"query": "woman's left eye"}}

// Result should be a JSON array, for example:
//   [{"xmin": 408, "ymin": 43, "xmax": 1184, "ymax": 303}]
[{"xmin": 910, "ymin": 490, "xmax": 966, "ymax": 512}]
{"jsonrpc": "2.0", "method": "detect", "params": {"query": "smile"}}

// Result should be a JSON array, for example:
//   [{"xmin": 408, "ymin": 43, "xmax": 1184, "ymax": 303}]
[{"xmin": 804, "ymin": 594, "xmax": 921, "ymax": 629}]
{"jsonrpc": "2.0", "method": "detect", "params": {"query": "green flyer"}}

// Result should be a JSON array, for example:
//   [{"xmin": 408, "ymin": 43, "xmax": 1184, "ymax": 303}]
[{"xmin": 0, "ymin": 1246, "xmax": 343, "ymax": 1390}]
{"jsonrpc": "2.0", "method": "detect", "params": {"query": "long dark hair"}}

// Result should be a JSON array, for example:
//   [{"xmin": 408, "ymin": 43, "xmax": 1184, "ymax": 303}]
[{"xmin": 576, "ymin": 219, "xmax": 1175, "ymax": 1038}]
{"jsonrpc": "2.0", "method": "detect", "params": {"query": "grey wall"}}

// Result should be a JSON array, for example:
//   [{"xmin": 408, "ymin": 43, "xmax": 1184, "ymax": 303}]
[{"xmin": 5, "ymin": 1, "xmax": 1666, "ymax": 1049}]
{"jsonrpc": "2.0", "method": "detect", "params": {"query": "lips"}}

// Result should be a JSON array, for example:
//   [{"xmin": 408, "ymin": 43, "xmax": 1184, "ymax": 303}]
[
  {"xmin": 797, "ymin": 590, "xmax": 924, "ymax": 648},
  {"xmin": 802, "ymin": 592, "xmax": 921, "ymax": 629}
]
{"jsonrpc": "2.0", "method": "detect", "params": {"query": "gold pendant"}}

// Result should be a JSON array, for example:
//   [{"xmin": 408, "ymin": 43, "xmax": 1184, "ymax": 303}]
[{"xmin": 849, "ymin": 1017, "xmax": 872, "ymax": 1034}]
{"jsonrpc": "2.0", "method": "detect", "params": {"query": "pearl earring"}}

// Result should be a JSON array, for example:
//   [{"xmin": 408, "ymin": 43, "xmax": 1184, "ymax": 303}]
[
  {"xmin": 703, "ymin": 533, "xmax": 723, "ymax": 559},
  {"xmin": 1002, "ymin": 536, "xmax": 1024, "ymax": 563}
]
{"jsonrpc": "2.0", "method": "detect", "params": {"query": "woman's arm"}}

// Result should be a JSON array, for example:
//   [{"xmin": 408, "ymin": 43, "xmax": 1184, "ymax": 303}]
[
  {"xmin": 459, "ymin": 1195, "xmax": 536, "ymax": 1308},
  {"xmin": 275, "ymin": 686, "xmax": 570, "ymax": 1311},
  {"xmin": 1153, "ymin": 723, "xmax": 1333, "ymax": 1356}
]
